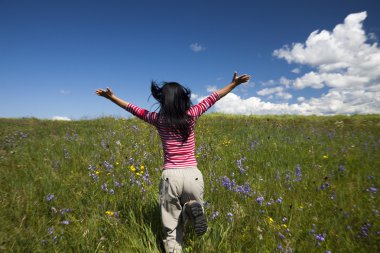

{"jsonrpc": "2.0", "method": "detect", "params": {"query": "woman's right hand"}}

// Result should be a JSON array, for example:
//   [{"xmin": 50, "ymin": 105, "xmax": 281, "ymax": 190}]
[{"xmin": 96, "ymin": 87, "xmax": 114, "ymax": 99}]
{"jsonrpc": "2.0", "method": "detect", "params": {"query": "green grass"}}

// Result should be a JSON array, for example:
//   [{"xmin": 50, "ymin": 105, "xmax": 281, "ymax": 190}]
[{"xmin": 0, "ymin": 115, "xmax": 379, "ymax": 252}]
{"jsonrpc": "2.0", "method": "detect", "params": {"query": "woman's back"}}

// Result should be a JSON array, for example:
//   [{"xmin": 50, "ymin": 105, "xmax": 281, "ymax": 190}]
[{"xmin": 126, "ymin": 92, "xmax": 220, "ymax": 168}]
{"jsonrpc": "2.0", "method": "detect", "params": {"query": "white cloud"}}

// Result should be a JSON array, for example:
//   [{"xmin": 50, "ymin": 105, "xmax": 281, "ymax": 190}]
[
  {"xmin": 291, "ymin": 68, "xmax": 301, "ymax": 74},
  {"xmin": 272, "ymin": 11, "xmax": 379, "ymax": 114},
  {"xmin": 257, "ymin": 86, "xmax": 292, "ymax": 100},
  {"xmin": 214, "ymin": 92, "xmax": 379, "ymax": 115},
  {"xmin": 214, "ymin": 93, "xmax": 311, "ymax": 115},
  {"xmin": 52, "ymin": 116, "xmax": 71, "ymax": 121},
  {"xmin": 210, "ymin": 12, "xmax": 380, "ymax": 115},
  {"xmin": 257, "ymin": 86, "xmax": 283, "ymax": 96},
  {"xmin": 191, "ymin": 93, "xmax": 199, "ymax": 100},
  {"xmin": 368, "ymin": 32, "xmax": 377, "ymax": 41},
  {"xmin": 279, "ymin": 77, "xmax": 292, "ymax": 88},
  {"xmin": 297, "ymin": 96, "xmax": 305, "ymax": 102},
  {"xmin": 59, "ymin": 89, "xmax": 70, "ymax": 95},
  {"xmin": 190, "ymin": 42, "xmax": 206, "ymax": 52},
  {"xmin": 206, "ymin": 85, "xmax": 217, "ymax": 92}
]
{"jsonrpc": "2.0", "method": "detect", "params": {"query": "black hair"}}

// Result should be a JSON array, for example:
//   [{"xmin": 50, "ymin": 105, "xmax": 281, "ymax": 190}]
[{"xmin": 151, "ymin": 81, "xmax": 192, "ymax": 142}]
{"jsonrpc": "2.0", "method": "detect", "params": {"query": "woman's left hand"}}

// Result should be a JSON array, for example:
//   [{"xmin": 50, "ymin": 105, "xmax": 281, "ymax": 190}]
[{"xmin": 96, "ymin": 87, "xmax": 114, "ymax": 99}]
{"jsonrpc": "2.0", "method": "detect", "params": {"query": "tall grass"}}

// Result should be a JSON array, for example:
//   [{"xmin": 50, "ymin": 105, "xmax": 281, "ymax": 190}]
[{"xmin": 0, "ymin": 115, "xmax": 379, "ymax": 252}]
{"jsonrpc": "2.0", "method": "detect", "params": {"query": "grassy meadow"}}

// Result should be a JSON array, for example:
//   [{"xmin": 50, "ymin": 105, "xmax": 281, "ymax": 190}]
[{"xmin": 0, "ymin": 115, "xmax": 379, "ymax": 252}]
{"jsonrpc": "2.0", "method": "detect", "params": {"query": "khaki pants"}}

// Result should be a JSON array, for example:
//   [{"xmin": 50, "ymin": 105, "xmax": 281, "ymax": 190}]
[{"xmin": 159, "ymin": 167, "xmax": 204, "ymax": 253}]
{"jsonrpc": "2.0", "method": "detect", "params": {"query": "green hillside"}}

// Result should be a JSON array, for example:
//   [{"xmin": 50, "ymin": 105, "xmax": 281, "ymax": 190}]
[{"xmin": 1, "ymin": 115, "xmax": 379, "ymax": 252}]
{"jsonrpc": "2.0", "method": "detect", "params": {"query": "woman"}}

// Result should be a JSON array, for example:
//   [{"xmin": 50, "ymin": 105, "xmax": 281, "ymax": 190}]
[{"xmin": 96, "ymin": 72, "xmax": 250, "ymax": 253}]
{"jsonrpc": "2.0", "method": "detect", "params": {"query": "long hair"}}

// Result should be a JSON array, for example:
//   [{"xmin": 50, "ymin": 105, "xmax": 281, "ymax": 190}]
[{"xmin": 151, "ymin": 81, "xmax": 192, "ymax": 142}]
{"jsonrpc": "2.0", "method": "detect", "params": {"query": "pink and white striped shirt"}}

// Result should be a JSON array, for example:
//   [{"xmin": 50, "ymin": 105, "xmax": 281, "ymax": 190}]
[{"xmin": 125, "ymin": 92, "xmax": 220, "ymax": 169}]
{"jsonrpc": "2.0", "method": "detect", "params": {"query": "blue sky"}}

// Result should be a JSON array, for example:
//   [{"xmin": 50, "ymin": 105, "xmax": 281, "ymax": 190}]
[{"xmin": 1, "ymin": 0, "xmax": 380, "ymax": 119}]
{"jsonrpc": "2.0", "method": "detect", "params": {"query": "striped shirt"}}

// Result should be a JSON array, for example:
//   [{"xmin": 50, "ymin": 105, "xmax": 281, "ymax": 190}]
[{"xmin": 125, "ymin": 92, "xmax": 220, "ymax": 169}]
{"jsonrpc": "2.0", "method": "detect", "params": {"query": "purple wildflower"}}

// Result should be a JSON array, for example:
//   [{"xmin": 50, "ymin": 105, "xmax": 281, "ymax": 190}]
[
  {"xmin": 256, "ymin": 196, "xmax": 264, "ymax": 206},
  {"xmin": 114, "ymin": 180, "xmax": 121, "ymax": 188},
  {"xmin": 314, "ymin": 232, "xmax": 326, "ymax": 246},
  {"xmin": 227, "ymin": 212, "xmax": 233, "ymax": 221},
  {"xmin": 237, "ymin": 157, "xmax": 248, "ymax": 175},
  {"xmin": 315, "ymin": 233, "xmax": 325, "ymax": 242},
  {"xmin": 234, "ymin": 182, "xmax": 253, "ymax": 196},
  {"xmin": 109, "ymin": 189, "xmax": 115, "ymax": 195},
  {"xmin": 101, "ymin": 183, "xmax": 108, "ymax": 192},
  {"xmin": 59, "ymin": 208, "xmax": 71, "ymax": 216},
  {"xmin": 250, "ymin": 140, "xmax": 258, "ymax": 150},
  {"xmin": 221, "ymin": 176, "xmax": 235, "ymax": 191},
  {"xmin": 277, "ymin": 197, "xmax": 283, "ymax": 204},
  {"xmin": 48, "ymin": 227, "xmax": 54, "ymax": 235},
  {"xmin": 361, "ymin": 223, "xmax": 370, "ymax": 238},
  {"xmin": 338, "ymin": 165, "xmax": 346, "ymax": 173},
  {"xmin": 211, "ymin": 211, "xmax": 220, "ymax": 220},
  {"xmin": 60, "ymin": 220, "xmax": 70, "ymax": 225},
  {"xmin": 242, "ymin": 182, "xmax": 253, "ymax": 196},
  {"xmin": 277, "ymin": 243, "xmax": 284, "ymax": 252},
  {"xmin": 320, "ymin": 182, "xmax": 330, "ymax": 190},
  {"xmin": 104, "ymin": 161, "xmax": 113, "ymax": 170},
  {"xmin": 89, "ymin": 173, "xmax": 99, "ymax": 181},
  {"xmin": 295, "ymin": 164, "xmax": 302, "ymax": 181},
  {"xmin": 368, "ymin": 186, "xmax": 378, "ymax": 194},
  {"xmin": 101, "ymin": 139, "xmax": 108, "ymax": 149},
  {"xmin": 143, "ymin": 169, "xmax": 152, "ymax": 185},
  {"xmin": 46, "ymin": 193, "xmax": 55, "ymax": 202}
]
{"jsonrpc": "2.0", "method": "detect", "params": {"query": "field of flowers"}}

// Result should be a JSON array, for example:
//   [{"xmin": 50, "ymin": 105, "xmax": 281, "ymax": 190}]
[{"xmin": 0, "ymin": 115, "xmax": 379, "ymax": 252}]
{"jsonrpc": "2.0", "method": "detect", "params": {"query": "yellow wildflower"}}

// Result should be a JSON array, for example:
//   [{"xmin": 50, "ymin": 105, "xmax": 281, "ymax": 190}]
[
  {"xmin": 105, "ymin": 211, "xmax": 114, "ymax": 216},
  {"xmin": 115, "ymin": 162, "xmax": 119, "ymax": 165},
  {"xmin": 268, "ymin": 217, "xmax": 274, "ymax": 223},
  {"xmin": 282, "ymin": 224, "xmax": 287, "ymax": 228},
  {"xmin": 323, "ymin": 155, "xmax": 328, "ymax": 159},
  {"xmin": 130, "ymin": 165, "xmax": 136, "ymax": 172},
  {"xmin": 136, "ymin": 172, "xmax": 141, "ymax": 176},
  {"xmin": 140, "ymin": 165, "xmax": 144, "ymax": 170},
  {"xmin": 95, "ymin": 170, "xmax": 101, "ymax": 175}
]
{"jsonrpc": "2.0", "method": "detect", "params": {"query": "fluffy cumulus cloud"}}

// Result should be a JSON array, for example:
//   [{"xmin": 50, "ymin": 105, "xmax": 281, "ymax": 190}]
[
  {"xmin": 190, "ymin": 42, "xmax": 206, "ymax": 52},
  {"xmin": 215, "ymin": 12, "xmax": 380, "ymax": 115},
  {"xmin": 214, "ymin": 93, "xmax": 311, "ymax": 115},
  {"xmin": 52, "ymin": 116, "xmax": 71, "ymax": 121},
  {"xmin": 257, "ymin": 86, "xmax": 292, "ymax": 100},
  {"xmin": 207, "ymin": 85, "xmax": 218, "ymax": 92}
]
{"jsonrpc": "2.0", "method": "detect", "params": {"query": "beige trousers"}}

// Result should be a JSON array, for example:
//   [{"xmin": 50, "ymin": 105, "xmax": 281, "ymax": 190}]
[{"xmin": 159, "ymin": 167, "xmax": 204, "ymax": 253}]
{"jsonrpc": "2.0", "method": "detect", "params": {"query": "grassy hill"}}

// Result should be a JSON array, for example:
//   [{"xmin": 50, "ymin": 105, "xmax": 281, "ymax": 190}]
[{"xmin": 1, "ymin": 115, "xmax": 379, "ymax": 252}]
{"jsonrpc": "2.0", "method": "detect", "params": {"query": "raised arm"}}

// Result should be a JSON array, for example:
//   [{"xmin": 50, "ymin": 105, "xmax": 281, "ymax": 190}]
[
  {"xmin": 96, "ymin": 86, "xmax": 158, "ymax": 125},
  {"xmin": 216, "ymin": 72, "xmax": 250, "ymax": 98},
  {"xmin": 96, "ymin": 87, "xmax": 129, "ymax": 110}
]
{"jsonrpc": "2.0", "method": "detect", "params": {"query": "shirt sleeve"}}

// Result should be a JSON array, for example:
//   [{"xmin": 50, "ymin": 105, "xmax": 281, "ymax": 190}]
[
  {"xmin": 187, "ymin": 92, "xmax": 220, "ymax": 118},
  {"xmin": 125, "ymin": 103, "xmax": 159, "ymax": 126}
]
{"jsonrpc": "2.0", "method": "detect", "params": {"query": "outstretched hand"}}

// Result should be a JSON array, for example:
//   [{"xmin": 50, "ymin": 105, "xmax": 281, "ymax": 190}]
[
  {"xmin": 232, "ymin": 72, "xmax": 250, "ymax": 86},
  {"xmin": 96, "ymin": 87, "xmax": 114, "ymax": 99}
]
